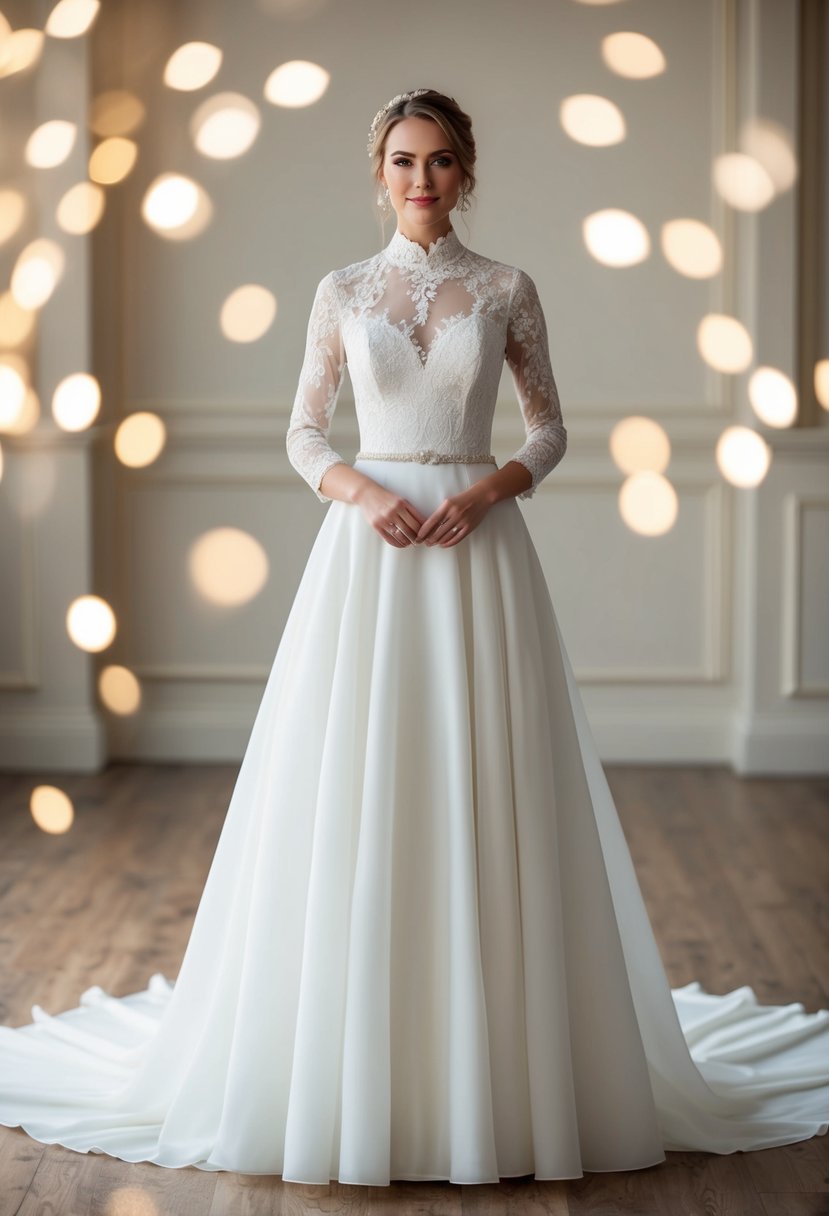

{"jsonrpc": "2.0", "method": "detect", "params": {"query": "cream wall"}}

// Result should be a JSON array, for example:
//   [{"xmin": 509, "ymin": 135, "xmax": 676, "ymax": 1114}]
[{"xmin": 0, "ymin": 0, "xmax": 827, "ymax": 772}]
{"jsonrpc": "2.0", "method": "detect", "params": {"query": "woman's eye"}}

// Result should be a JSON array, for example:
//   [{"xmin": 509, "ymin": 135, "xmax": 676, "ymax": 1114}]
[{"xmin": 393, "ymin": 158, "xmax": 452, "ymax": 167}]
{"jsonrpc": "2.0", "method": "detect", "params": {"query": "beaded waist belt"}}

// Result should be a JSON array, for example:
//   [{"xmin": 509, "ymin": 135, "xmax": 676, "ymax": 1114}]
[{"xmin": 355, "ymin": 448, "xmax": 497, "ymax": 466}]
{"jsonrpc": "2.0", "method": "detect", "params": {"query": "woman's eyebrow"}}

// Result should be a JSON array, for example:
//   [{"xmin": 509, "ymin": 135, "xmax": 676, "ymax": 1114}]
[{"xmin": 389, "ymin": 148, "xmax": 454, "ymax": 156}]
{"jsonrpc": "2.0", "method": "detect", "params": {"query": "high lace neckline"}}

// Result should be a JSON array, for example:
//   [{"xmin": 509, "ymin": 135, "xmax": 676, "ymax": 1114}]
[{"xmin": 383, "ymin": 226, "xmax": 467, "ymax": 272}]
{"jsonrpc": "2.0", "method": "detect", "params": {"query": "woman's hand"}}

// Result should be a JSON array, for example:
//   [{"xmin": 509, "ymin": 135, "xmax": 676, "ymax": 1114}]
[
  {"xmin": 415, "ymin": 484, "xmax": 493, "ymax": 547},
  {"xmin": 353, "ymin": 481, "xmax": 429, "ymax": 547}
]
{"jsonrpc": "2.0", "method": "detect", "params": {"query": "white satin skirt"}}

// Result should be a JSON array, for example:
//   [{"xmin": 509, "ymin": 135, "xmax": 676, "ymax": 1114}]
[{"xmin": 1, "ymin": 458, "xmax": 827, "ymax": 1184}]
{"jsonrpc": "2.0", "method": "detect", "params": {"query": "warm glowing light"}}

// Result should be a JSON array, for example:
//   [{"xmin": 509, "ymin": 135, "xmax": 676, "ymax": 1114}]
[
  {"xmin": 188, "ymin": 527, "xmax": 269, "ymax": 606},
  {"xmin": 713, "ymin": 153, "xmax": 775, "ymax": 211},
  {"xmin": 601, "ymin": 31, "xmax": 666, "ymax": 79},
  {"xmin": 609, "ymin": 416, "xmax": 671, "ymax": 474},
  {"xmin": 0, "ymin": 292, "xmax": 37, "ymax": 348},
  {"xmin": 264, "ymin": 60, "xmax": 330, "ymax": 108},
  {"xmin": 697, "ymin": 313, "xmax": 753, "ymax": 373},
  {"xmin": 30, "ymin": 785, "xmax": 74, "ymax": 834},
  {"xmin": 191, "ymin": 93, "xmax": 261, "ymax": 159},
  {"xmin": 114, "ymin": 412, "xmax": 167, "ymax": 467},
  {"xmin": 57, "ymin": 181, "xmax": 106, "ymax": 234},
  {"xmin": 741, "ymin": 118, "xmax": 797, "ymax": 193},
  {"xmin": 0, "ymin": 29, "xmax": 45, "ymax": 79},
  {"xmin": 0, "ymin": 189, "xmax": 27, "ymax": 245},
  {"xmin": 583, "ymin": 208, "xmax": 650, "ymax": 267},
  {"xmin": 0, "ymin": 363, "xmax": 28, "ymax": 429},
  {"xmin": 26, "ymin": 119, "xmax": 77, "ymax": 168},
  {"xmin": 89, "ymin": 137, "xmax": 138, "ymax": 184},
  {"xmin": 220, "ymin": 285, "xmax": 277, "ymax": 343},
  {"xmin": 619, "ymin": 471, "xmax": 678, "ymax": 536},
  {"xmin": 715, "ymin": 425, "xmax": 771, "ymax": 487},
  {"xmin": 66, "ymin": 594, "xmax": 117, "ymax": 652},
  {"xmin": 164, "ymin": 41, "xmax": 223, "ymax": 91},
  {"xmin": 12, "ymin": 238, "xmax": 65, "ymax": 309},
  {"xmin": 560, "ymin": 94, "xmax": 625, "ymax": 146},
  {"xmin": 816, "ymin": 360, "xmax": 829, "ymax": 411},
  {"xmin": 141, "ymin": 173, "xmax": 211, "ymax": 239},
  {"xmin": 45, "ymin": 0, "xmax": 100, "ymax": 38},
  {"xmin": 52, "ymin": 372, "xmax": 101, "ymax": 431},
  {"xmin": 748, "ymin": 366, "xmax": 797, "ymax": 428},
  {"xmin": 98, "ymin": 665, "xmax": 142, "ymax": 715},
  {"xmin": 660, "ymin": 219, "xmax": 722, "ymax": 279},
  {"xmin": 1, "ymin": 384, "xmax": 40, "ymax": 435},
  {"xmin": 90, "ymin": 89, "xmax": 146, "ymax": 137}
]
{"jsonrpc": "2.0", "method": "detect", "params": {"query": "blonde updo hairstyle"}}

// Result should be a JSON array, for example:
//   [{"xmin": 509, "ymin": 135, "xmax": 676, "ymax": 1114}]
[{"xmin": 369, "ymin": 89, "xmax": 477, "ymax": 218}]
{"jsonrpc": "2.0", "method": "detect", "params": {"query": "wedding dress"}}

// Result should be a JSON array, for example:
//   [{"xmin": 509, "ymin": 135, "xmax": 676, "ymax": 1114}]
[{"xmin": 0, "ymin": 225, "xmax": 827, "ymax": 1185}]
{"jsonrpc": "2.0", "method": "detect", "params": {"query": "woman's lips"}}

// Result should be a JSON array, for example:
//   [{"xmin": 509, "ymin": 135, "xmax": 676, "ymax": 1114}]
[{"xmin": 409, "ymin": 197, "xmax": 438, "ymax": 205}]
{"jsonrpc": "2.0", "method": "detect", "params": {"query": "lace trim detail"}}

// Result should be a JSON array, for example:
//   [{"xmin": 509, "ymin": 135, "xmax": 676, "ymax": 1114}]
[{"xmin": 382, "ymin": 226, "xmax": 468, "ymax": 273}]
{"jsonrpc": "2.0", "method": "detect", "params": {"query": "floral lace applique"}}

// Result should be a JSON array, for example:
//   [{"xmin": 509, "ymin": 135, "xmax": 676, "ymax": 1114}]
[{"xmin": 286, "ymin": 227, "xmax": 567, "ymax": 502}]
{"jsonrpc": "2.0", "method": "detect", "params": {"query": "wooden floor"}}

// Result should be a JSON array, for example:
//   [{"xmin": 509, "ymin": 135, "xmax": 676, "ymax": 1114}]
[{"xmin": 0, "ymin": 763, "xmax": 827, "ymax": 1215}]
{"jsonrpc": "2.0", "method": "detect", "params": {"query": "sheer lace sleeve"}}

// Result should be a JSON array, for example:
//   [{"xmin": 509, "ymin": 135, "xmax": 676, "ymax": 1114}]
[
  {"xmin": 285, "ymin": 271, "xmax": 349, "ymax": 502},
  {"xmin": 504, "ymin": 267, "xmax": 567, "ymax": 499}
]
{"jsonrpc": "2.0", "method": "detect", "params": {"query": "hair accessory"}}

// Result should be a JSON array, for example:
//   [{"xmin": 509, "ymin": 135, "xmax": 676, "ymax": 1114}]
[{"xmin": 367, "ymin": 88, "xmax": 432, "ymax": 158}]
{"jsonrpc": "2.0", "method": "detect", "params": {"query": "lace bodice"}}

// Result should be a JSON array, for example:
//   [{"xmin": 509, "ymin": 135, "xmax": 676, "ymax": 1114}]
[{"xmin": 286, "ymin": 225, "xmax": 567, "ymax": 502}]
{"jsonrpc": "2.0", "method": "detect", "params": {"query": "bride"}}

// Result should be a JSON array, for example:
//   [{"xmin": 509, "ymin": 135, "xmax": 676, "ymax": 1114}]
[{"xmin": 0, "ymin": 87, "xmax": 827, "ymax": 1186}]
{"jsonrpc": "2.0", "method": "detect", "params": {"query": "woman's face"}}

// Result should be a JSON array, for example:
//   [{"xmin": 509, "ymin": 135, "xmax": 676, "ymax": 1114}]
[{"xmin": 379, "ymin": 116, "xmax": 464, "ymax": 231}]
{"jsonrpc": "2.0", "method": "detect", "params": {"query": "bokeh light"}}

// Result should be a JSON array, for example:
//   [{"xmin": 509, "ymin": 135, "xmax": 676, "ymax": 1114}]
[
  {"xmin": 0, "ymin": 292, "xmax": 37, "ymax": 349},
  {"xmin": 1, "ymin": 385, "xmax": 41, "ymax": 436},
  {"xmin": 0, "ymin": 29, "xmax": 45, "ymax": 79},
  {"xmin": 715, "ymin": 425, "xmax": 771, "ymax": 487},
  {"xmin": 141, "ymin": 173, "xmax": 212, "ymax": 239},
  {"xmin": 610, "ymin": 416, "xmax": 671, "ymax": 474},
  {"xmin": 601, "ymin": 31, "xmax": 666, "ymax": 79},
  {"xmin": 45, "ymin": 0, "xmax": 101, "ymax": 38},
  {"xmin": 90, "ymin": 89, "xmax": 146, "ymax": 137},
  {"xmin": 66, "ymin": 594, "xmax": 117, "ymax": 652},
  {"xmin": 697, "ymin": 313, "xmax": 753, "ymax": 373},
  {"xmin": 52, "ymin": 372, "xmax": 101, "ymax": 431},
  {"xmin": 11, "ymin": 238, "xmax": 66, "ymax": 309},
  {"xmin": 815, "ymin": 360, "xmax": 829, "ymax": 411},
  {"xmin": 30, "ymin": 785, "xmax": 74, "ymax": 834},
  {"xmin": 741, "ymin": 117, "xmax": 797, "ymax": 193},
  {"xmin": 191, "ymin": 93, "xmax": 261, "ymax": 159},
  {"xmin": 98, "ymin": 665, "xmax": 142, "ymax": 715},
  {"xmin": 220, "ymin": 285, "xmax": 277, "ymax": 343},
  {"xmin": 188, "ymin": 527, "xmax": 269, "ymax": 607},
  {"xmin": 264, "ymin": 60, "xmax": 330, "ymax": 107},
  {"xmin": 0, "ymin": 362, "xmax": 28, "ymax": 429},
  {"xmin": 0, "ymin": 189, "xmax": 27, "ymax": 246},
  {"xmin": 57, "ymin": 181, "xmax": 106, "ymax": 234},
  {"xmin": 114, "ymin": 412, "xmax": 167, "ymax": 468},
  {"xmin": 748, "ymin": 366, "xmax": 797, "ymax": 428},
  {"xmin": 713, "ymin": 152, "xmax": 775, "ymax": 211},
  {"xmin": 660, "ymin": 218, "xmax": 722, "ymax": 279},
  {"xmin": 89, "ymin": 137, "xmax": 138, "ymax": 185},
  {"xmin": 26, "ymin": 120, "xmax": 77, "ymax": 169},
  {"xmin": 619, "ymin": 471, "xmax": 679, "ymax": 536},
  {"xmin": 583, "ymin": 208, "xmax": 650, "ymax": 267},
  {"xmin": 560, "ymin": 94, "xmax": 625, "ymax": 147},
  {"xmin": 164, "ymin": 41, "xmax": 223, "ymax": 91}
]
